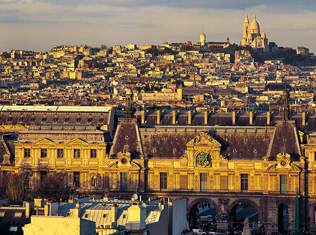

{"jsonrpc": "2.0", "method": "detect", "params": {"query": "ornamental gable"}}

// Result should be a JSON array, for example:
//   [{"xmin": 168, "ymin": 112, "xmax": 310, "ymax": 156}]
[{"xmin": 33, "ymin": 138, "xmax": 56, "ymax": 146}]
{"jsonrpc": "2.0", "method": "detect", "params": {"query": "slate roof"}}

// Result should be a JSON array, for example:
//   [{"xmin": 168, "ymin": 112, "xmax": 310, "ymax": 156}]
[
  {"xmin": 110, "ymin": 118, "xmax": 142, "ymax": 158},
  {"xmin": 0, "ymin": 209, "xmax": 30, "ymax": 235}
]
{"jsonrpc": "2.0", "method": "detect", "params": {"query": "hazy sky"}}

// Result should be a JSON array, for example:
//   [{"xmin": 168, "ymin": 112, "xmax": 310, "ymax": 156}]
[{"xmin": 1, "ymin": 0, "xmax": 316, "ymax": 53}]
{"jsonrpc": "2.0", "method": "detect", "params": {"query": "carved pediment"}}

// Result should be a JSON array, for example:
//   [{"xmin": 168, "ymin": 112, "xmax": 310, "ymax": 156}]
[
  {"xmin": 66, "ymin": 138, "xmax": 89, "ymax": 146},
  {"xmin": 186, "ymin": 132, "xmax": 221, "ymax": 147},
  {"xmin": 266, "ymin": 152, "xmax": 302, "ymax": 171},
  {"xmin": 33, "ymin": 138, "xmax": 56, "ymax": 145}
]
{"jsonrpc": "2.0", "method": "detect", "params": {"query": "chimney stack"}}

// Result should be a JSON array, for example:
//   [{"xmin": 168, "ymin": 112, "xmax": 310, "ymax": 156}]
[
  {"xmin": 141, "ymin": 110, "xmax": 145, "ymax": 124},
  {"xmin": 157, "ymin": 110, "xmax": 160, "ymax": 125},
  {"xmin": 172, "ymin": 110, "xmax": 176, "ymax": 124},
  {"xmin": 302, "ymin": 112, "xmax": 306, "ymax": 126},
  {"xmin": 249, "ymin": 111, "xmax": 253, "ymax": 125},
  {"xmin": 188, "ymin": 111, "xmax": 192, "ymax": 124},
  {"xmin": 232, "ymin": 111, "xmax": 236, "ymax": 125}
]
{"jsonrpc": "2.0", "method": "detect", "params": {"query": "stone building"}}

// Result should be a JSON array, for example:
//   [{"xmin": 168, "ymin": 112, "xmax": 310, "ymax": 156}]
[
  {"xmin": 240, "ymin": 14, "xmax": 269, "ymax": 52},
  {"xmin": 1, "ymin": 89, "xmax": 316, "ymax": 233}
]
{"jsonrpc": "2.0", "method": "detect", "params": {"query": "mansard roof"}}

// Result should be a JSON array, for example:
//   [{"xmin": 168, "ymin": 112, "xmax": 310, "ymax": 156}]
[
  {"xmin": 111, "ymin": 116, "xmax": 301, "ymax": 161},
  {"xmin": 0, "ymin": 106, "xmax": 112, "ymax": 127}
]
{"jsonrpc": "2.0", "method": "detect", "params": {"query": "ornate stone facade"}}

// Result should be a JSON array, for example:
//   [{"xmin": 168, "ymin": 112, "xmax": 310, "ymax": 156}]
[{"xmin": 240, "ymin": 14, "xmax": 269, "ymax": 52}]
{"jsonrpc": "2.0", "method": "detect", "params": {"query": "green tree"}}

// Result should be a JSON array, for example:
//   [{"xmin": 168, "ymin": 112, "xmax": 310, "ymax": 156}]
[{"xmin": 6, "ymin": 173, "xmax": 27, "ymax": 205}]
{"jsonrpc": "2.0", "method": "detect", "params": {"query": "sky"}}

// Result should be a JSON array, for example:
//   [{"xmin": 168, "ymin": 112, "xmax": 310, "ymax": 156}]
[{"xmin": 1, "ymin": 0, "xmax": 316, "ymax": 53}]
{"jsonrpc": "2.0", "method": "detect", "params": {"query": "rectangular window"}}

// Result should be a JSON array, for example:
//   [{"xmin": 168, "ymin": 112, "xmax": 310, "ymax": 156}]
[
  {"xmin": 200, "ymin": 173, "xmax": 207, "ymax": 191},
  {"xmin": 280, "ymin": 175, "xmax": 287, "ymax": 193},
  {"xmin": 121, "ymin": 172, "xmax": 128, "ymax": 190},
  {"xmin": 24, "ymin": 148, "xmax": 30, "ymax": 158},
  {"xmin": 41, "ymin": 148, "xmax": 47, "ymax": 158},
  {"xmin": 180, "ymin": 175, "xmax": 188, "ymax": 190},
  {"xmin": 314, "ymin": 152, "xmax": 316, "ymax": 161},
  {"xmin": 90, "ymin": 149, "xmax": 97, "ymax": 158},
  {"xmin": 160, "ymin": 172, "xmax": 167, "ymax": 190},
  {"xmin": 40, "ymin": 171, "xmax": 47, "ymax": 183},
  {"xmin": 74, "ymin": 149, "xmax": 80, "ymax": 158},
  {"xmin": 241, "ymin": 174, "xmax": 248, "ymax": 191},
  {"xmin": 74, "ymin": 171, "xmax": 80, "ymax": 188},
  {"xmin": 57, "ymin": 149, "xmax": 64, "ymax": 158}
]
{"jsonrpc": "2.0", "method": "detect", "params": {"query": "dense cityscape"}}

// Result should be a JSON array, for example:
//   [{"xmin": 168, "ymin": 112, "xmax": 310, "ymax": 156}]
[{"xmin": 0, "ymin": 10, "xmax": 316, "ymax": 235}]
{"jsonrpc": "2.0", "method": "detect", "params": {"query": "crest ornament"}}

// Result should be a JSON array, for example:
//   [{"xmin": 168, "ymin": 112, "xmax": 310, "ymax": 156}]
[{"xmin": 196, "ymin": 151, "xmax": 212, "ymax": 167}]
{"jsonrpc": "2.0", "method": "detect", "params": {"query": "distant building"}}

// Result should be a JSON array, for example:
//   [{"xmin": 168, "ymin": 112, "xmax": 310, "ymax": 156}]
[
  {"xmin": 240, "ymin": 14, "xmax": 269, "ymax": 52},
  {"xmin": 297, "ymin": 46, "xmax": 309, "ymax": 55}
]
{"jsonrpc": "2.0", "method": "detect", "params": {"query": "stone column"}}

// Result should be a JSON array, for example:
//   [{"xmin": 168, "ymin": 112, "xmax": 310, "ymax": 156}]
[{"xmin": 217, "ymin": 198, "xmax": 230, "ymax": 230}]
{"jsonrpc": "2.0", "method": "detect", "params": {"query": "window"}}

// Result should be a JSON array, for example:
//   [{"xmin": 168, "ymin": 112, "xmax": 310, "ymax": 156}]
[
  {"xmin": 200, "ymin": 173, "xmax": 207, "ymax": 191},
  {"xmin": 85, "ymin": 213, "xmax": 89, "ymax": 218},
  {"xmin": 180, "ymin": 175, "xmax": 188, "ymax": 190},
  {"xmin": 103, "ymin": 214, "xmax": 107, "ymax": 218},
  {"xmin": 41, "ymin": 148, "xmax": 47, "ymax": 158},
  {"xmin": 24, "ymin": 148, "xmax": 30, "ymax": 158},
  {"xmin": 280, "ymin": 175, "xmax": 287, "ymax": 193},
  {"xmin": 241, "ymin": 174, "xmax": 248, "ymax": 191},
  {"xmin": 57, "ymin": 149, "xmax": 64, "ymax": 158},
  {"xmin": 314, "ymin": 152, "xmax": 316, "ymax": 161},
  {"xmin": 74, "ymin": 171, "xmax": 80, "ymax": 188},
  {"xmin": 90, "ymin": 149, "xmax": 97, "ymax": 158},
  {"xmin": 40, "ymin": 171, "xmax": 47, "ymax": 183},
  {"xmin": 14, "ymin": 212, "xmax": 23, "ymax": 218},
  {"xmin": 160, "ymin": 172, "xmax": 167, "ymax": 190},
  {"xmin": 121, "ymin": 172, "xmax": 128, "ymax": 190},
  {"xmin": 74, "ymin": 149, "xmax": 80, "ymax": 158}
]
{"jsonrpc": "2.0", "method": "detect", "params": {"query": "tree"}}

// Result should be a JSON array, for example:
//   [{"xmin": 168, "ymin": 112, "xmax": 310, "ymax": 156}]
[
  {"xmin": 0, "ymin": 173, "xmax": 9, "ymax": 198},
  {"xmin": 6, "ymin": 173, "xmax": 27, "ymax": 205},
  {"xmin": 32, "ymin": 173, "xmax": 73, "ymax": 201}
]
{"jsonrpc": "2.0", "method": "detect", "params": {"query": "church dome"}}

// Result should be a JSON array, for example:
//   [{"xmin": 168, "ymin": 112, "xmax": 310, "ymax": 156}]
[{"xmin": 250, "ymin": 14, "xmax": 260, "ymax": 33}]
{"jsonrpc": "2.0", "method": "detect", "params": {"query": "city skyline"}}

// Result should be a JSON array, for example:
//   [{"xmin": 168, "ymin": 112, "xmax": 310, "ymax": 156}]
[{"xmin": 1, "ymin": 0, "xmax": 316, "ymax": 53}]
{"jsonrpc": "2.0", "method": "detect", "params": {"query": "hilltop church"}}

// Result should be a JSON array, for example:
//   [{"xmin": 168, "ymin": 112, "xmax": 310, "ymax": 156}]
[{"xmin": 240, "ymin": 14, "xmax": 269, "ymax": 52}]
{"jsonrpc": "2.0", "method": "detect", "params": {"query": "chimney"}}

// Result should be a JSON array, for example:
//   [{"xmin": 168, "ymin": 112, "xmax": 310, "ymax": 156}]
[
  {"xmin": 302, "ymin": 112, "xmax": 306, "ymax": 126},
  {"xmin": 232, "ymin": 111, "xmax": 236, "ymax": 125},
  {"xmin": 72, "ymin": 201, "xmax": 81, "ymax": 218},
  {"xmin": 44, "ymin": 204, "xmax": 50, "ymax": 216},
  {"xmin": 267, "ymin": 111, "xmax": 270, "ymax": 125},
  {"xmin": 111, "ymin": 203, "xmax": 118, "ymax": 222},
  {"xmin": 25, "ymin": 202, "xmax": 31, "ymax": 218},
  {"xmin": 172, "ymin": 110, "xmax": 176, "ymax": 124},
  {"xmin": 249, "ymin": 111, "xmax": 253, "ymax": 125},
  {"xmin": 204, "ymin": 111, "xmax": 208, "ymax": 125},
  {"xmin": 141, "ymin": 110, "xmax": 145, "ymax": 124},
  {"xmin": 157, "ymin": 110, "xmax": 160, "ymax": 125},
  {"xmin": 188, "ymin": 111, "xmax": 192, "ymax": 124}
]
